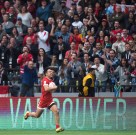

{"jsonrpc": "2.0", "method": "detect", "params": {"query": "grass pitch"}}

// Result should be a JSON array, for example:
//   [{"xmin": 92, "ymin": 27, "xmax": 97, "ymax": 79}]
[{"xmin": 0, "ymin": 130, "xmax": 136, "ymax": 135}]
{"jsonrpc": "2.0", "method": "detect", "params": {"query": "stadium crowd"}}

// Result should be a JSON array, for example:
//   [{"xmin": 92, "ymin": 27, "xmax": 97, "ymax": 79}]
[{"xmin": 0, "ymin": 0, "xmax": 136, "ymax": 96}]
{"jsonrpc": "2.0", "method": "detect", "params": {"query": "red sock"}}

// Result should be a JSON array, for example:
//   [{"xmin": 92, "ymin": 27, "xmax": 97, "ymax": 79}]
[{"xmin": 56, "ymin": 124, "xmax": 60, "ymax": 129}]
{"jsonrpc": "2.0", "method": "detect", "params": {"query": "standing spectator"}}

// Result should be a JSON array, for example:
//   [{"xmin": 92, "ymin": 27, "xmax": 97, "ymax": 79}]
[
  {"xmin": 80, "ymin": 53, "xmax": 93, "ymax": 76},
  {"xmin": 60, "ymin": 0, "xmax": 69, "ymax": 15},
  {"xmin": 58, "ymin": 58, "xmax": 69, "ymax": 91},
  {"xmin": 17, "ymin": 46, "xmax": 33, "ymax": 74},
  {"xmin": 51, "ymin": 55, "xmax": 59, "ymax": 69},
  {"xmin": 17, "ymin": 5, "xmax": 33, "ymax": 27},
  {"xmin": 121, "ymin": 43, "xmax": 134, "ymax": 62},
  {"xmin": 113, "ymin": 58, "xmax": 131, "ymax": 91},
  {"xmin": 37, "ymin": 23, "xmax": 50, "ymax": 55},
  {"xmin": 54, "ymin": 25, "xmax": 70, "ymax": 45},
  {"xmin": 76, "ymin": 5, "xmax": 85, "ymax": 21},
  {"xmin": 67, "ymin": 52, "xmax": 82, "ymax": 92},
  {"xmin": 4, "ymin": 1, "xmax": 10, "ymax": 13},
  {"xmin": 0, "ymin": 24, "xmax": 6, "ymax": 41},
  {"xmin": 2, "ymin": 14, "xmax": 14, "ymax": 35},
  {"xmin": 0, "ymin": 61, "xmax": 8, "ymax": 85},
  {"xmin": 36, "ymin": 0, "xmax": 55, "ymax": 23},
  {"xmin": 112, "ymin": 32, "xmax": 125, "ymax": 58},
  {"xmin": 8, "ymin": 6, "xmax": 17, "ymax": 24},
  {"xmin": 65, "ymin": 41, "xmax": 78, "ymax": 61},
  {"xmin": 6, "ymin": 37, "xmax": 18, "ymax": 69},
  {"xmin": 121, "ymin": 29, "xmax": 133, "ymax": 43},
  {"xmin": 26, "ymin": 0, "xmax": 36, "ymax": 18},
  {"xmin": 53, "ymin": 36, "xmax": 69, "ymax": 65},
  {"xmin": 92, "ymin": 56, "xmax": 108, "ymax": 92},
  {"xmin": 36, "ymin": 48, "xmax": 51, "ymax": 78},
  {"xmin": 15, "ymin": 17, "xmax": 28, "ymax": 36},
  {"xmin": 72, "ymin": 14, "xmax": 83, "ymax": 29},
  {"xmin": 23, "ymin": 27, "xmax": 37, "ymax": 46},
  {"xmin": 82, "ymin": 67, "xmax": 95, "ymax": 97},
  {"xmin": 69, "ymin": 27, "xmax": 82, "ymax": 51},
  {"xmin": 30, "ymin": 18, "xmax": 38, "ymax": 33},
  {"xmin": 20, "ymin": 61, "xmax": 38, "ymax": 97}
]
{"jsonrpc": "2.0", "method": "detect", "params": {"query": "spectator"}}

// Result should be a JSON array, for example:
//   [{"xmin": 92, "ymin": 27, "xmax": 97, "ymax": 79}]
[
  {"xmin": 67, "ymin": 52, "xmax": 82, "ymax": 92},
  {"xmin": 8, "ymin": 6, "xmax": 17, "ymax": 24},
  {"xmin": 30, "ymin": 18, "xmax": 38, "ymax": 32},
  {"xmin": 69, "ymin": 27, "xmax": 82, "ymax": 51},
  {"xmin": 113, "ymin": 58, "xmax": 131, "ymax": 91},
  {"xmin": 53, "ymin": 36, "xmax": 69, "ymax": 65},
  {"xmin": 92, "ymin": 56, "xmax": 107, "ymax": 92},
  {"xmin": 121, "ymin": 29, "xmax": 133, "ymax": 43},
  {"xmin": 2, "ymin": 14, "xmax": 14, "ymax": 35},
  {"xmin": 36, "ymin": 48, "xmax": 51, "ymax": 78},
  {"xmin": 37, "ymin": 23, "xmax": 50, "ymax": 55},
  {"xmin": 51, "ymin": 55, "xmax": 59, "ymax": 70},
  {"xmin": 17, "ymin": 5, "xmax": 33, "ymax": 27},
  {"xmin": 121, "ymin": 43, "xmax": 134, "ymax": 62},
  {"xmin": 0, "ymin": 61, "xmax": 8, "ymax": 85},
  {"xmin": 72, "ymin": 14, "xmax": 83, "ymax": 30},
  {"xmin": 112, "ymin": 32, "xmax": 125, "ymax": 58},
  {"xmin": 25, "ymin": 37, "xmax": 38, "ymax": 63},
  {"xmin": 20, "ymin": 61, "xmax": 38, "ymax": 97},
  {"xmin": 26, "ymin": 0, "xmax": 36, "ymax": 18},
  {"xmin": 6, "ymin": 37, "xmax": 18, "ymax": 69},
  {"xmin": 15, "ymin": 17, "xmax": 28, "ymax": 36},
  {"xmin": 60, "ymin": 0, "xmax": 69, "ymax": 15},
  {"xmin": 36, "ymin": 0, "xmax": 55, "ymax": 23},
  {"xmin": 81, "ymin": 53, "xmax": 93, "ymax": 76},
  {"xmin": 76, "ymin": 5, "xmax": 85, "ymax": 21},
  {"xmin": 17, "ymin": 46, "xmax": 33, "ymax": 74},
  {"xmin": 55, "ymin": 24, "xmax": 70, "ymax": 45},
  {"xmin": 65, "ymin": 41, "xmax": 78, "ymax": 61},
  {"xmin": 58, "ymin": 58, "xmax": 69, "ymax": 92},
  {"xmin": 23, "ymin": 27, "xmax": 37, "ymax": 46},
  {"xmin": 4, "ymin": 1, "xmax": 10, "ymax": 13},
  {"xmin": 0, "ymin": 24, "xmax": 6, "ymax": 41}
]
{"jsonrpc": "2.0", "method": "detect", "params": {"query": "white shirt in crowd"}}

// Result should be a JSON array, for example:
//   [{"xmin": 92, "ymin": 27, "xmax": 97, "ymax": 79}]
[
  {"xmin": 37, "ymin": 30, "xmax": 50, "ymax": 52},
  {"xmin": 72, "ymin": 21, "xmax": 83, "ymax": 29},
  {"xmin": 92, "ymin": 64, "xmax": 107, "ymax": 82},
  {"xmin": 17, "ymin": 12, "xmax": 33, "ymax": 27},
  {"xmin": 112, "ymin": 41, "xmax": 125, "ymax": 53}
]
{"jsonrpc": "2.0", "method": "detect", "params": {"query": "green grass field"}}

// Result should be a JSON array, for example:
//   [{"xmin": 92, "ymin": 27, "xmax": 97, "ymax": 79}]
[{"xmin": 0, "ymin": 130, "xmax": 136, "ymax": 135}]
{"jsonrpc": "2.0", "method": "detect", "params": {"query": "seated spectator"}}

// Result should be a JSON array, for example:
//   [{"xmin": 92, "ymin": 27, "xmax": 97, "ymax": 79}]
[
  {"xmin": 0, "ymin": 61, "xmax": 8, "ymax": 85},
  {"xmin": 53, "ymin": 36, "xmax": 69, "ymax": 65},
  {"xmin": 20, "ymin": 61, "xmax": 38, "ymax": 97},
  {"xmin": 2, "ymin": 14, "xmax": 14, "ymax": 35},
  {"xmin": 36, "ymin": 48, "xmax": 51, "ymax": 78},
  {"xmin": 17, "ymin": 46, "xmax": 33, "ymax": 74},
  {"xmin": 92, "ymin": 56, "xmax": 107, "ymax": 92},
  {"xmin": 17, "ymin": 5, "xmax": 33, "ymax": 27}
]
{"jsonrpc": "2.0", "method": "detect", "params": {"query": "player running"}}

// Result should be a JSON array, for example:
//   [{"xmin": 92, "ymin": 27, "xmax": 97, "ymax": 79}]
[{"xmin": 24, "ymin": 66, "xmax": 64, "ymax": 133}]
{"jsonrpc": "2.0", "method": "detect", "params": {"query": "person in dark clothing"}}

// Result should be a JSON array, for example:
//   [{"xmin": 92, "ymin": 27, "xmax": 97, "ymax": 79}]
[{"xmin": 20, "ymin": 61, "xmax": 38, "ymax": 97}]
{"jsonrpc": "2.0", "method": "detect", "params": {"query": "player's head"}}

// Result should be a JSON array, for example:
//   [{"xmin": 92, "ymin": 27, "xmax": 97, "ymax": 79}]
[{"xmin": 44, "ymin": 66, "xmax": 56, "ymax": 79}]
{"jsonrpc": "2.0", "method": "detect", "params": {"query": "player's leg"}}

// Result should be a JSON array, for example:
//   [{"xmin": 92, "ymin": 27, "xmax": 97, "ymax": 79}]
[
  {"xmin": 49, "ymin": 103, "xmax": 64, "ymax": 132},
  {"xmin": 24, "ymin": 108, "xmax": 44, "ymax": 119}
]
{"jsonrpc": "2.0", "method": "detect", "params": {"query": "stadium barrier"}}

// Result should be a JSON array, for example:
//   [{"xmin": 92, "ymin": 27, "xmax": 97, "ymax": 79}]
[{"xmin": 0, "ymin": 97, "xmax": 136, "ymax": 130}]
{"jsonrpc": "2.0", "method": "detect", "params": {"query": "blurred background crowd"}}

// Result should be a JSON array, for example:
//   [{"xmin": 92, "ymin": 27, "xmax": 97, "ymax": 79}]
[{"xmin": 0, "ymin": 0, "xmax": 136, "ymax": 96}]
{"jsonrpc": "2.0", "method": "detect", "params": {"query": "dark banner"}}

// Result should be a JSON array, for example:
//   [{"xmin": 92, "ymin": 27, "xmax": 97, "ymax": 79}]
[{"xmin": 0, "ymin": 97, "xmax": 136, "ymax": 130}]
